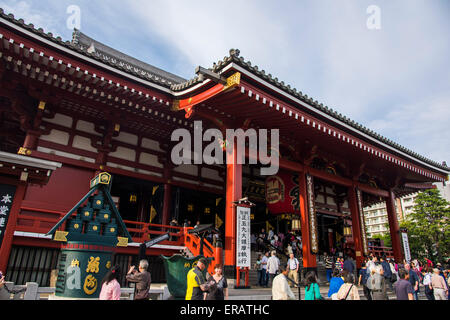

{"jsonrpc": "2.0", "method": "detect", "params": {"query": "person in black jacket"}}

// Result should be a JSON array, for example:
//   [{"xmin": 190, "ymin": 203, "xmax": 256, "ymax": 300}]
[{"xmin": 380, "ymin": 255, "xmax": 393, "ymax": 291}]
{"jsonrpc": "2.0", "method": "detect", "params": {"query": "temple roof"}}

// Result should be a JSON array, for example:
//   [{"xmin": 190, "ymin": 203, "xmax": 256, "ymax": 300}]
[
  {"xmin": 71, "ymin": 29, "xmax": 186, "ymax": 86},
  {"xmin": 179, "ymin": 48, "xmax": 450, "ymax": 173},
  {"xmin": 0, "ymin": 8, "xmax": 185, "ymax": 89},
  {"xmin": 0, "ymin": 7, "xmax": 448, "ymax": 176}
]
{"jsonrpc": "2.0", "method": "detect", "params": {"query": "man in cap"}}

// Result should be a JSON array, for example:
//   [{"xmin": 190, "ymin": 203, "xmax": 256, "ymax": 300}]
[{"xmin": 185, "ymin": 258, "xmax": 211, "ymax": 300}]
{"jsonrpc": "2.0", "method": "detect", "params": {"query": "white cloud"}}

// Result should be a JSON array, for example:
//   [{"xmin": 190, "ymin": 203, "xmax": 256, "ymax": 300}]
[
  {"xmin": 368, "ymin": 93, "xmax": 450, "ymax": 164},
  {"xmin": 0, "ymin": 0, "xmax": 63, "ymax": 37}
]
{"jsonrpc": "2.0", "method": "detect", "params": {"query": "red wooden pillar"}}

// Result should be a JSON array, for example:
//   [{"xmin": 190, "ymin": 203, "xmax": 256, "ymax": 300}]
[
  {"xmin": 386, "ymin": 189, "xmax": 403, "ymax": 263},
  {"xmin": 348, "ymin": 186, "xmax": 364, "ymax": 268},
  {"xmin": 298, "ymin": 172, "xmax": 317, "ymax": 270},
  {"xmin": 0, "ymin": 181, "xmax": 26, "ymax": 273},
  {"xmin": 22, "ymin": 130, "xmax": 40, "ymax": 150},
  {"xmin": 224, "ymin": 142, "xmax": 242, "ymax": 269}
]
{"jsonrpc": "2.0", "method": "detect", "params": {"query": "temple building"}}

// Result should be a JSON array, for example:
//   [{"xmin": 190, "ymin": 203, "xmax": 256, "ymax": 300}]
[{"xmin": 0, "ymin": 9, "xmax": 449, "ymax": 286}]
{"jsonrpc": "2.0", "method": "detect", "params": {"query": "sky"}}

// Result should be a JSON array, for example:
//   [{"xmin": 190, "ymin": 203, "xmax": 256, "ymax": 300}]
[{"xmin": 1, "ymin": 0, "xmax": 449, "ymax": 166}]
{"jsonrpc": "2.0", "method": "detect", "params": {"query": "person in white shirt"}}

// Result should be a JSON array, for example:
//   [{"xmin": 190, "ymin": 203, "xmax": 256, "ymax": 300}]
[
  {"xmin": 266, "ymin": 250, "xmax": 280, "ymax": 287},
  {"xmin": 287, "ymin": 253, "xmax": 300, "ymax": 287},
  {"xmin": 366, "ymin": 255, "xmax": 377, "ymax": 275},
  {"xmin": 268, "ymin": 229, "xmax": 274, "ymax": 241},
  {"xmin": 261, "ymin": 252, "xmax": 270, "ymax": 287},
  {"xmin": 422, "ymin": 267, "xmax": 434, "ymax": 300},
  {"xmin": 286, "ymin": 244, "xmax": 293, "ymax": 256},
  {"xmin": 272, "ymin": 265, "xmax": 296, "ymax": 300}
]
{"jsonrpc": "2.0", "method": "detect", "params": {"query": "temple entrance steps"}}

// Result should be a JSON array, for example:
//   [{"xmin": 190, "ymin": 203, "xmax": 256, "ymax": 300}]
[
  {"xmin": 249, "ymin": 250, "xmax": 260, "ymax": 286},
  {"xmin": 315, "ymin": 257, "xmax": 328, "ymax": 285},
  {"xmin": 249, "ymin": 250, "xmax": 290, "ymax": 287}
]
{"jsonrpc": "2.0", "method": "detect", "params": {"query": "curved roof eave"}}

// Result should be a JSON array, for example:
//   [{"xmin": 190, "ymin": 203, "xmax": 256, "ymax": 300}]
[{"xmin": 174, "ymin": 49, "xmax": 450, "ymax": 176}]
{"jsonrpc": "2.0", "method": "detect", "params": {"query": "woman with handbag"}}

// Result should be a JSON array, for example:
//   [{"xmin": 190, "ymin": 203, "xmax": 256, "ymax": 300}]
[{"xmin": 336, "ymin": 273, "xmax": 360, "ymax": 300}]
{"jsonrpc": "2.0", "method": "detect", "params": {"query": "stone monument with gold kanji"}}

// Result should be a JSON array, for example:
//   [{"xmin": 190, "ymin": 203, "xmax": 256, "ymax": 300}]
[{"xmin": 46, "ymin": 172, "xmax": 132, "ymax": 299}]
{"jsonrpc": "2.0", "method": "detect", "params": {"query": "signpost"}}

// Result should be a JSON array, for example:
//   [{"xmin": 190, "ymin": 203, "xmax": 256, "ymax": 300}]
[
  {"xmin": 234, "ymin": 198, "xmax": 254, "ymax": 289},
  {"xmin": 236, "ymin": 206, "xmax": 251, "ymax": 269}
]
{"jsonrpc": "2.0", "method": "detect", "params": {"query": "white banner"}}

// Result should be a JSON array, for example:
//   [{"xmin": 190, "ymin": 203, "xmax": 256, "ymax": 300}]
[
  {"xmin": 401, "ymin": 232, "xmax": 411, "ymax": 263},
  {"xmin": 236, "ymin": 206, "xmax": 251, "ymax": 268}
]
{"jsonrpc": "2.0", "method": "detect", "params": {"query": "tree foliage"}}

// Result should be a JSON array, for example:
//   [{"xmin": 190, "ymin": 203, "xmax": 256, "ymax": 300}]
[{"xmin": 400, "ymin": 189, "xmax": 450, "ymax": 263}]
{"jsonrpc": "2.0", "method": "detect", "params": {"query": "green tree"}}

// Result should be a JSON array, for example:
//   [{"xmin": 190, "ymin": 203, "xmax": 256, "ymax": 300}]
[
  {"xmin": 377, "ymin": 230, "xmax": 392, "ymax": 248},
  {"xmin": 400, "ymin": 189, "xmax": 450, "ymax": 263}
]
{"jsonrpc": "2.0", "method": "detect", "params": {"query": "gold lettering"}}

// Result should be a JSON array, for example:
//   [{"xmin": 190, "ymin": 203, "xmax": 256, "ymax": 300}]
[
  {"xmin": 86, "ymin": 256, "xmax": 100, "ymax": 273},
  {"xmin": 83, "ymin": 275, "xmax": 98, "ymax": 295}
]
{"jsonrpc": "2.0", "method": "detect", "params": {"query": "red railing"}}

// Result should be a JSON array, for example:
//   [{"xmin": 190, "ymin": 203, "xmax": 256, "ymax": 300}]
[
  {"xmin": 16, "ymin": 206, "xmax": 184, "ymax": 247},
  {"xmin": 16, "ymin": 206, "xmax": 221, "ymax": 273},
  {"xmin": 183, "ymin": 228, "xmax": 218, "ymax": 274},
  {"xmin": 123, "ymin": 220, "xmax": 185, "ymax": 246},
  {"xmin": 369, "ymin": 245, "xmax": 394, "ymax": 259}
]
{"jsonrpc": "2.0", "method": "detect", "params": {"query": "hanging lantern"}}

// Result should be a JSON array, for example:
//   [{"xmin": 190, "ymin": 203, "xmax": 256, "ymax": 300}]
[
  {"xmin": 291, "ymin": 217, "xmax": 301, "ymax": 231},
  {"xmin": 343, "ymin": 223, "xmax": 352, "ymax": 237},
  {"xmin": 129, "ymin": 194, "xmax": 137, "ymax": 203},
  {"xmin": 187, "ymin": 204, "xmax": 194, "ymax": 212}
]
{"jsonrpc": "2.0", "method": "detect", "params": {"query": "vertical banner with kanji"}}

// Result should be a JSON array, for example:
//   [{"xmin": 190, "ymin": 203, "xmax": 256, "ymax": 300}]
[
  {"xmin": 401, "ymin": 231, "xmax": 411, "ymax": 263},
  {"xmin": 236, "ymin": 206, "xmax": 251, "ymax": 268},
  {"xmin": 0, "ymin": 184, "xmax": 17, "ymax": 249}
]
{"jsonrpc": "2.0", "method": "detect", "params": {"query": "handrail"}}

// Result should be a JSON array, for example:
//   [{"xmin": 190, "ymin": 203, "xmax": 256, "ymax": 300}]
[{"xmin": 184, "ymin": 229, "xmax": 217, "ymax": 274}]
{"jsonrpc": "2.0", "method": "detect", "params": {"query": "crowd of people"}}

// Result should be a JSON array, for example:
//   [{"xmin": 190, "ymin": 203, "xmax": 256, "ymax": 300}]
[
  {"xmin": 1, "ymin": 222, "xmax": 449, "ymax": 301},
  {"xmin": 99, "ymin": 257, "xmax": 230, "ymax": 301},
  {"xmin": 249, "ymin": 227, "xmax": 450, "ymax": 301},
  {"xmin": 266, "ymin": 249, "xmax": 450, "ymax": 300},
  {"xmin": 252, "ymin": 228, "xmax": 303, "ymax": 258}
]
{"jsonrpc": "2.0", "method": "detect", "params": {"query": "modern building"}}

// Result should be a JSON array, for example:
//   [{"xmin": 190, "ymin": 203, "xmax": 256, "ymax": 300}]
[
  {"xmin": 363, "ymin": 199, "xmax": 402, "ymax": 238},
  {"xmin": 364, "ymin": 181, "xmax": 450, "ymax": 238},
  {"xmin": 0, "ymin": 8, "xmax": 449, "ymax": 287}
]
